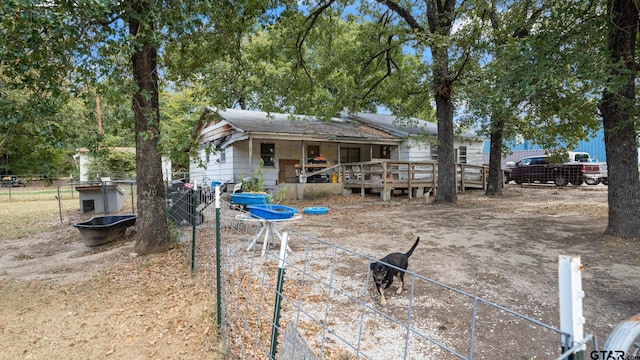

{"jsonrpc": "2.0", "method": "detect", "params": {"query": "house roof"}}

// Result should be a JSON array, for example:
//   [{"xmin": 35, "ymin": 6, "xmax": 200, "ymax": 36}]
[
  {"xmin": 193, "ymin": 108, "xmax": 484, "ymax": 149},
  {"xmin": 344, "ymin": 112, "xmax": 483, "ymax": 140},
  {"xmin": 75, "ymin": 147, "xmax": 136, "ymax": 154},
  {"xmin": 197, "ymin": 107, "xmax": 400, "ymax": 145}
]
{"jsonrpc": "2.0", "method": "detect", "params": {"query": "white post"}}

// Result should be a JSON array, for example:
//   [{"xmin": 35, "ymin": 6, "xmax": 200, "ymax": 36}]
[
  {"xmin": 558, "ymin": 255, "xmax": 585, "ymax": 356},
  {"xmin": 278, "ymin": 232, "xmax": 288, "ymax": 269}
]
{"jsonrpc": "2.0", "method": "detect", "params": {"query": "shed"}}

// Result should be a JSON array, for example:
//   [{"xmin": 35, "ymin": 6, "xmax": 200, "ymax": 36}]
[{"xmin": 75, "ymin": 184, "xmax": 126, "ymax": 214}]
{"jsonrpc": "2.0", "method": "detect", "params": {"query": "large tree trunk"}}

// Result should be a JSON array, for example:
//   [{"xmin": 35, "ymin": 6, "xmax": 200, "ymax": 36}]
[
  {"xmin": 485, "ymin": 117, "xmax": 504, "ymax": 196},
  {"xmin": 428, "ymin": 0, "xmax": 457, "ymax": 204},
  {"xmin": 129, "ymin": 2, "xmax": 171, "ymax": 254},
  {"xmin": 434, "ymin": 74, "xmax": 457, "ymax": 204},
  {"xmin": 600, "ymin": 0, "xmax": 640, "ymax": 237},
  {"xmin": 375, "ymin": 0, "xmax": 458, "ymax": 203}
]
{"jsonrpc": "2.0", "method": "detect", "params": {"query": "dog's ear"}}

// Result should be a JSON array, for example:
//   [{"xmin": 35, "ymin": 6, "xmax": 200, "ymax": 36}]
[{"xmin": 369, "ymin": 262, "xmax": 375, "ymax": 270}]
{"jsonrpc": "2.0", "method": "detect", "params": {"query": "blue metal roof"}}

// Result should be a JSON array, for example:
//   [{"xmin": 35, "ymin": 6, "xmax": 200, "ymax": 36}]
[{"xmin": 483, "ymin": 128, "xmax": 607, "ymax": 162}]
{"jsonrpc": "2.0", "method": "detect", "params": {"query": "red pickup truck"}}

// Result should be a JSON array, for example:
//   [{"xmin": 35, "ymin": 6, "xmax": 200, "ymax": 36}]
[{"xmin": 504, "ymin": 155, "xmax": 601, "ymax": 186}]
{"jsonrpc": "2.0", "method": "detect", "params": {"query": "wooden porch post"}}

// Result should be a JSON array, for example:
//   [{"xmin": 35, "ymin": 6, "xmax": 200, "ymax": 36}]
[
  {"xmin": 299, "ymin": 140, "xmax": 305, "ymax": 183},
  {"xmin": 249, "ymin": 136, "xmax": 253, "ymax": 172}
]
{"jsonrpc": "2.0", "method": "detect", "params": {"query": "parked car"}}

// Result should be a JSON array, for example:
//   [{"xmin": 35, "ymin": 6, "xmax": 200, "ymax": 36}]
[
  {"xmin": 1, "ymin": 175, "xmax": 25, "ymax": 187},
  {"xmin": 565, "ymin": 151, "xmax": 607, "ymax": 185},
  {"xmin": 503, "ymin": 155, "xmax": 601, "ymax": 186}
]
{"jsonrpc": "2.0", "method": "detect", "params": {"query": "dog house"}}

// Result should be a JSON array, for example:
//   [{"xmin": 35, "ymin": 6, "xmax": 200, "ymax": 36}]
[{"xmin": 75, "ymin": 184, "xmax": 126, "ymax": 214}]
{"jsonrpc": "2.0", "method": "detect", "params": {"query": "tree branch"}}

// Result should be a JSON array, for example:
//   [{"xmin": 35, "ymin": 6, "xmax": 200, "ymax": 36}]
[
  {"xmin": 375, "ymin": 0, "xmax": 425, "ymax": 33},
  {"xmin": 361, "ymin": 34, "xmax": 399, "ymax": 100},
  {"xmin": 295, "ymin": 0, "xmax": 336, "ymax": 80}
]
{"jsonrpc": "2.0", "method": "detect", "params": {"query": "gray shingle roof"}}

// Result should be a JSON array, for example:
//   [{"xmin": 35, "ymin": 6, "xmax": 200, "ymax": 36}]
[
  {"xmin": 346, "ymin": 112, "xmax": 482, "ymax": 140},
  {"xmin": 209, "ymin": 108, "xmax": 398, "ymax": 141}
]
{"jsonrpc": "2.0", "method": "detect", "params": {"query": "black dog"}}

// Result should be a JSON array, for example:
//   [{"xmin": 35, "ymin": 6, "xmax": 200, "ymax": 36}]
[{"xmin": 370, "ymin": 237, "xmax": 420, "ymax": 305}]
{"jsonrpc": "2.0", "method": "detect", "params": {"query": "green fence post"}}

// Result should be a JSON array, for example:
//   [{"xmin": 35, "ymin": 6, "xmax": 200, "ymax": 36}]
[
  {"xmin": 270, "ymin": 232, "xmax": 288, "ymax": 360},
  {"xmin": 191, "ymin": 181, "xmax": 198, "ymax": 274},
  {"xmin": 215, "ymin": 186, "xmax": 222, "ymax": 330}
]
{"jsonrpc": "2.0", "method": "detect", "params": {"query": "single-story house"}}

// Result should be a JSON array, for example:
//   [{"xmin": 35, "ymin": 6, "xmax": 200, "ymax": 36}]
[{"xmin": 189, "ymin": 108, "xmax": 485, "ymax": 188}]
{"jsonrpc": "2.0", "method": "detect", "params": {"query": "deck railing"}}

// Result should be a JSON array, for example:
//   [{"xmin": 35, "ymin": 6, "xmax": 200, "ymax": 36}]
[{"xmin": 319, "ymin": 160, "xmax": 489, "ymax": 198}]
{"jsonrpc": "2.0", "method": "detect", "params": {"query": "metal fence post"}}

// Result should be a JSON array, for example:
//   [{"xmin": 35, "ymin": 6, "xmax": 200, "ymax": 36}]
[
  {"xmin": 270, "ymin": 232, "xmax": 288, "ymax": 360},
  {"xmin": 215, "ymin": 185, "xmax": 222, "ymax": 331},
  {"xmin": 101, "ymin": 181, "xmax": 109, "ymax": 215},
  {"xmin": 191, "ymin": 180, "xmax": 198, "ymax": 274},
  {"xmin": 558, "ymin": 255, "xmax": 585, "ymax": 360}
]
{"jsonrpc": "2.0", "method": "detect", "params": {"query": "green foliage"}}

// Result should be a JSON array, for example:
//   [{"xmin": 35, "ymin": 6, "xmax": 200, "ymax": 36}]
[
  {"xmin": 159, "ymin": 89, "xmax": 202, "ymax": 172},
  {"xmin": 164, "ymin": 9, "xmax": 433, "ymax": 118},
  {"xmin": 460, "ymin": 1, "xmax": 608, "ymax": 151},
  {"xmin": 86, "ymin": 149, "xmax": 136, "ymax": 181},
  {"xmin": 242, "ymin": 158, "xmax": 266, "ymax": 193},
  {"xmin": 0, "ymin": 1, "xmax": 138, "ymax": 177},
  {"xmin": 271, "ymin": 186, "xmax": 289, "ymax": 205},
  {"xmin": 239, "ymin": 158, "xmax": 289, "ymax": 204}
]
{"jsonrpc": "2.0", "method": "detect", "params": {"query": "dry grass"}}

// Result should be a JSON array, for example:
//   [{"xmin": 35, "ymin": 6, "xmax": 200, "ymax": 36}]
[
  {"xmin": 0, "ymin": 188, "xmax": 220, "ymax": 359},
  {"xmin": 0, "ymin": 200, "xmax": 68, "ymax": 240}
]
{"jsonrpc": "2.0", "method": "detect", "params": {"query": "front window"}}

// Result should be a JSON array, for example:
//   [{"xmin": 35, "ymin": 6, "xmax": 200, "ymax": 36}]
[
  {"xmin": 261, "ymin": 143, "xmax": 275, "ymax": 167},
  {"xmin": 307, "ymin": 145, "xmax": 320, "ymax": 159},
  {"xmin": 380, "ymin": 145, "xmax": 391, "ymax": 159},
  {"xmin": 459, "ymin": 146, "xmax": 467, "ymax": 163},
  {"xmin": 340, "ymin": 148, "xmax": 360, "ymax": 163},
  {"xmin": 430, "ymin": 144, "xmax": 438, "ymax": 161}
]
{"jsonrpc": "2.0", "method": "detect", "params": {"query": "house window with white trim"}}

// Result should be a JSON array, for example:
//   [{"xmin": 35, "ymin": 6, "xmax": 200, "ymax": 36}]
[
  {"xmin": 261, "ymin": 143, "xmax": 275, "ymax": 167},
  {"xmin": 219, "ymin": 148, "xmax": 226, "ymax": 163},
  {"xmin": 430, "ymin": 144, "xmax": 438, "ymax": 161},
  {"xmin": 459, "ymin": 146, "xmax": 467, "ymax": 163}
]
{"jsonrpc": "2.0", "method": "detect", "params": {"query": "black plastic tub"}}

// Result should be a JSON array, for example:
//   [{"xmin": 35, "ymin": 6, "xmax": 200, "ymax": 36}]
[{"xmin": 73, "ymin": 214, "xmax": 137, "ymax": 247}]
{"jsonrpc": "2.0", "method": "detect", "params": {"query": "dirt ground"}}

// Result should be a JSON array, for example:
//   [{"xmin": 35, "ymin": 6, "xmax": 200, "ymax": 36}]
[
  {"xmin": 0, "ymin": 183, "xmax": 638, "ymax": 359},
  {"xmin": 286, "ymin": 184, "xmax": 640, "ymax": 358}
]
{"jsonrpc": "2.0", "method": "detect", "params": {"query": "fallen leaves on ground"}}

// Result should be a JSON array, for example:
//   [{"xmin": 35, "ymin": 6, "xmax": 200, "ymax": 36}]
[{"xmin": 0, "ymin": 247, "xmax": 220, "ymax": 360}]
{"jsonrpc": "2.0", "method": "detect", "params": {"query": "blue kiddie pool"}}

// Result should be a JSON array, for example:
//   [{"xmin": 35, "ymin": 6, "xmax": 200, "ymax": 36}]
[
  {"xmin": 303, "ymin": 206, "xmax": 329, "ymax": 215},
  {"xmin": 247, "ymin": 204, "xmax": 298, "ymax": 220},
  {"xmin": 230, "ymin": 193, "xmax": 272, "ymax": 205}
]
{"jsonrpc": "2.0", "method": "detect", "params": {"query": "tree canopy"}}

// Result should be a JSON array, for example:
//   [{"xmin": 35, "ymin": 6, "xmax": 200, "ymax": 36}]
[{"xmin": 3, "ymin": 0, "xmax": 640, "ymax": 245}]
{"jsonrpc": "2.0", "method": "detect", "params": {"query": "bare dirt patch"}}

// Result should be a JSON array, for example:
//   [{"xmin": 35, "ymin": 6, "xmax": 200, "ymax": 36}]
[
  {"xmin": 286, "ymin": 184, "xmax": 639, "ymax": 357},
  {"xmin": 0, "ymin": 202, "xmax": 217, "ymax": 359},
  {"xmin": 0, "ymin": 183, "xmax": 638, "ymax": 359}
]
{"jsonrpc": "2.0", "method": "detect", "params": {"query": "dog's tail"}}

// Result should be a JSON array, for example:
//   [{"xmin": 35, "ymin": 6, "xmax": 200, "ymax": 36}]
[{"xmin": 405, "ymin": 237, "xmax": 420, "ymax": 257}]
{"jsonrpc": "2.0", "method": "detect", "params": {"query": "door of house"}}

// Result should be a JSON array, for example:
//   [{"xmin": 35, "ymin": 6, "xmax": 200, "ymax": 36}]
[{"xmin": 279, "ymin": 159, "xmax": 299, "ymax": 184}]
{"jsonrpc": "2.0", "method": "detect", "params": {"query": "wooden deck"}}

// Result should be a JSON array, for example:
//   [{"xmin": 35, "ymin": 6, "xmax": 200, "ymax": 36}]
[{"xmin": 298, "ymin": 160, "xmax": 489, "ymax": 200}]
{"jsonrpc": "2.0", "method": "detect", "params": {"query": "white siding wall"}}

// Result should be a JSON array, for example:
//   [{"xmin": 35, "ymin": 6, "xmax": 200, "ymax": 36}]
[
  {"xmin": 455, "ymin": 141, "xmax": 485, "ymax": 165},
  {"xmin": 189, "ymin": 147, "xmax": 235, "ymax": 184},
  {"xmin": 190, "ymin": 134, "xmax": 485, "ymax": 187},
  {"xmin": 402, "ymin": 138, "xmax": 432, "ymax": 162},
  {"xmin": 397, "ymin": 137, "xmax": 484, "ymax": 165}
]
